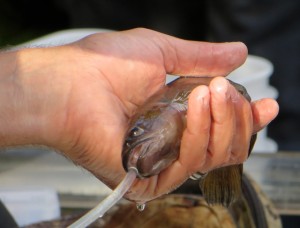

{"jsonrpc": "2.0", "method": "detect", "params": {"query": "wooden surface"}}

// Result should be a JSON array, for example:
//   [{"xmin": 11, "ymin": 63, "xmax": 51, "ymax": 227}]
[{"xmin": 244, "ymin": 152, "xmax": 300, "ymax": 215}]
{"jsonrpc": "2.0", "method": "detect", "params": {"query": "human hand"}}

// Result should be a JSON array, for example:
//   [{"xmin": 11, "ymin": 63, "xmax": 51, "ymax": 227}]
[{"xmin": 0, "ymin": 28, "xmax": 278, "ymax": 202}]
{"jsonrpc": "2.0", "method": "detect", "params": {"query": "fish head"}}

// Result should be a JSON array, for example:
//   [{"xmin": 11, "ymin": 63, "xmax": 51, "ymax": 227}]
[{"xmin": 122, "ymin": 104, "xmax": 185, "ymax": 178}]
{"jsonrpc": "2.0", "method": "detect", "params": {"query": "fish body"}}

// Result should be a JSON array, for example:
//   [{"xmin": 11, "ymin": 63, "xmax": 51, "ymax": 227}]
[{"xmin": 122, "ymin": 76, "xmax": 256, "ymax": 206}]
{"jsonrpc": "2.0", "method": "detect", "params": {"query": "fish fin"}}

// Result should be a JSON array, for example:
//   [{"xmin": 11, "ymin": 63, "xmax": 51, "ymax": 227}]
[
  {"xmin": 199, "ymin": 164, "xmax": 243, "ymax": 207},
  {"xmin": 171, "ymin": 90, "xmax": 190, "ymax": 104},
  {"xmin": 169, "ymin": 91, "xmax": 190, "ymax": 112}
]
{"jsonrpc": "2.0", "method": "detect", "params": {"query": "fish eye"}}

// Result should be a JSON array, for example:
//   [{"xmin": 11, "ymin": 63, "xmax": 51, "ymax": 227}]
[{"xmin": 129, "ymin": 127, "xmax": 144, "ymax": 138}]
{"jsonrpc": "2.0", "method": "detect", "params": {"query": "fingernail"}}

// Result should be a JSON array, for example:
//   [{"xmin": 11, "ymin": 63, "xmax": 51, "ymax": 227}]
[{"xmin": 213, "ymin": 78, "xmax": 230, "ymax": 99}]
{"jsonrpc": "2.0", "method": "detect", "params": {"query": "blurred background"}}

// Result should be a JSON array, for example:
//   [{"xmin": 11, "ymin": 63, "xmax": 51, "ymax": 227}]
[{"xmin": 1, "ymin": 0, "xmax": 300, "ymax": 227}]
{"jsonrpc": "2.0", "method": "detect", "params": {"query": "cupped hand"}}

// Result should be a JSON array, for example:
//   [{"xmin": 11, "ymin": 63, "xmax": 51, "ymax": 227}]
[{"xmin": 10, "ymin": 28, "xmax": 279, "ymax": 202}]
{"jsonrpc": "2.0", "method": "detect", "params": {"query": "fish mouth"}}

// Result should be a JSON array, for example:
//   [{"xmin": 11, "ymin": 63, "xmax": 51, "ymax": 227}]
[{"xmin": 122, "ymin": 136, "xmax": 155, "ymax": 178}]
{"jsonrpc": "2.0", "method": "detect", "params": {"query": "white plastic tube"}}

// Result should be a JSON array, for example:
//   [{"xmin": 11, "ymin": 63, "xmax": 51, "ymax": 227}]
[{"xmin": 68, "ymin": 170, "xmax": 137, "ymax": 228}]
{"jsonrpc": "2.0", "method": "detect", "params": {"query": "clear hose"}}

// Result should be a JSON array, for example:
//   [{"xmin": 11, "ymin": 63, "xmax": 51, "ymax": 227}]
[{"xmin": 68, "ymin": 170, "xmax": 137, "ymax": 228}]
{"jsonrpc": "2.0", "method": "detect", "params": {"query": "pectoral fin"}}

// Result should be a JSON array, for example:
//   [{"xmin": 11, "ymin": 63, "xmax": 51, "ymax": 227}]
[{"xmin": 199, "ymin": 164, "xmax": 243, "ymax": 207}]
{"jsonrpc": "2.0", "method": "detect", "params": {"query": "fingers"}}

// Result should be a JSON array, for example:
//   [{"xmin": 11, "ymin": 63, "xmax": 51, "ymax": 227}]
[
  {"xmin": 128, "ymin": 77, "xmax": 279, "ymax": 201},
  {"xmin": 202, "ymin": 78, "xmax": 236, "ymax": 170},
  {"xmin": 155, "ymin": 77, "xmax": 251, "ymax": 192},
  {"xmin": 252, "ymin": 98, "xmax": 279, "ymax": 133},
  {"xmin": 229, "ymin": 85, "xmax": 253, "ymax": 164},
  {"xmin": 179, "ymin": 85, "xmax": 211, "ymax": 171},
  {"xmin": 204, "ymin": 77, "xmax": 256, "ymax": 171},
  {"xmin": 173, "ymin": 77, "xmax": 254, "ymax": 176},
  {"xmin": 155, "ymin": 85, "xmax": 211, "ymax": 192}
]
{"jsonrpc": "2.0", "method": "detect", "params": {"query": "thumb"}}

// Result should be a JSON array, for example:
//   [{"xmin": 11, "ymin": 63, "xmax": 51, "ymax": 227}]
[{"xmin": 157, "ymin": 37, "xmax": 248, "ymax": 76}]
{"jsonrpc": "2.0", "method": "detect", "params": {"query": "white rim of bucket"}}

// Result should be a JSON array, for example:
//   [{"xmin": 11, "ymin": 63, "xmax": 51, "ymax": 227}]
[{"xmin": 228, "ymin": 55, "xmax": 274, "ymax": 82}]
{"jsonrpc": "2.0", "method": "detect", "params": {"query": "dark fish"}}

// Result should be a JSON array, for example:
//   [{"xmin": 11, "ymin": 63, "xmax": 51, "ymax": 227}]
[{"xmin": 122, "ymin": 76, "xmax": 256, "ymax": 206}]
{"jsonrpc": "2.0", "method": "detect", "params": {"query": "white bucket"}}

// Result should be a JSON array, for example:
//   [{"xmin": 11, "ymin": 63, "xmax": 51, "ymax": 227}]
[{"xmin": 0, "ymin": 188, "xmax": 60, "ymax": 226}]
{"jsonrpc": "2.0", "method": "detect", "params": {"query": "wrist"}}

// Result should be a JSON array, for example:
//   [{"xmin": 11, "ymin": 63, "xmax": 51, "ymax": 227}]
[
  {"xmin": 0, "ymin": 47, "xmax": 73, "ymax": 148},
  {"xmin": 0, "ymin": 50, "xmax": 28, "ymax": 146}
]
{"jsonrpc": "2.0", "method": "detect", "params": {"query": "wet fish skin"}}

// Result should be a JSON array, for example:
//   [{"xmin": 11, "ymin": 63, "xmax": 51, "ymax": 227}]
[
  {"xmin": 122, "ymin": 76, "xmax": 256, "ymax": 206},
  {"xmin": 122, "ymin": 97, "xmax": 185, "ymax": 177}
]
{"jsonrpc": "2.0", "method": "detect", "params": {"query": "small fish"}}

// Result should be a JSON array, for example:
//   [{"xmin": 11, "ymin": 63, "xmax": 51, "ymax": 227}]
[{"xmin": 122, "ymin": 77, "xmax": 256, "ymax": 206}]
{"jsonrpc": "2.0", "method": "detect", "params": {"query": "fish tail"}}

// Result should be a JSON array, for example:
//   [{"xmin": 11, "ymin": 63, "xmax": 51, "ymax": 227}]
[{"xmin": 199, "ymin": 164, "xmax": 243, "ymax": 207}]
